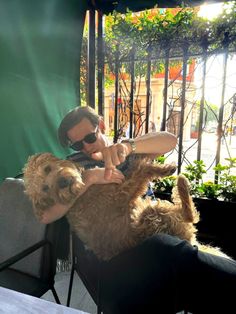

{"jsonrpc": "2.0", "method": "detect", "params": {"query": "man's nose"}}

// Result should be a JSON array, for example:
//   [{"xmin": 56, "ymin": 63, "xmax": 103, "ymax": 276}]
[{"xmin": 83, "ymin": 141, "xmax": 92, "ymax": 151}]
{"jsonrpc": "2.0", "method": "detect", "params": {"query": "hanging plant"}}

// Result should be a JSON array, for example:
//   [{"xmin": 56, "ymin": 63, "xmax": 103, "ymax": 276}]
[{"xmin": 104, "ymin": 2, "xmax": 236, "ymax": 63}]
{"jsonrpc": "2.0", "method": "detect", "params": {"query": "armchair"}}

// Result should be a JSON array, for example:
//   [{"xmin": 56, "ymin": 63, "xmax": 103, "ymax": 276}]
[{"xmin": 0, "ymin": 177, "xmax": 67, "ymax": 303}]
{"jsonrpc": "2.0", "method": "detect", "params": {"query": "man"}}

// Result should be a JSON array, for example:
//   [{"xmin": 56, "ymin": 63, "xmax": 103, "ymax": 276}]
[
  {"xmin": 58, "ymin": 105, "xmax": 177, "ymax": 179},
  {"xmin": 41, "ymin": 105, "xmax": 177, "ymax": 224},
  {"xmin": 43, "ymin": 106, "xmax": 236, "ymax": 314}
]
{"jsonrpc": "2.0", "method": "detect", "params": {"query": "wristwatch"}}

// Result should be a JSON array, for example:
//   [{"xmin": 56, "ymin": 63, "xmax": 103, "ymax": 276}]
[{"xmin": 121, "ymin": 139, "xmax": 136, "ymax": 154}]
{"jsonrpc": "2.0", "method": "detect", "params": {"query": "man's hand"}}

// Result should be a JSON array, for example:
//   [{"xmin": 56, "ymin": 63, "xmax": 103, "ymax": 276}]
[
  {"xmin": 38, "ymin": 167, "xmax": 125, "ymax": 224},
  {"xmin": 91, "ymin": 143, "xmax": 130, "ymax": 180},
  {"xmin": 83, "ymin": 167, "xmax": 125, "ymax": 185},
  {"xmin": 39, "ymin": 203, "xmax": 70, "ymax": 224}
]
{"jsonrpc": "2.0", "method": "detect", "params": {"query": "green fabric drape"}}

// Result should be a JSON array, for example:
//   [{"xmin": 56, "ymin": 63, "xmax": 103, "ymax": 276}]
[{"xmin": 0, "ymin": 0, "xmax": 87, "ymax": 182}]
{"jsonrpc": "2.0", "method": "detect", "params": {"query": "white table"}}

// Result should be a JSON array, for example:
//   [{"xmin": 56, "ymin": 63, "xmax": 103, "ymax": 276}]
[{"xmin": 0, "ymin": 287, "xmax": 88, "ymax": 314}]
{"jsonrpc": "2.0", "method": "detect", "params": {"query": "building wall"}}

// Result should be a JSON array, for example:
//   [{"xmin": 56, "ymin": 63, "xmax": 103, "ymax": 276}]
[{"xmin": 104, "ymin": 76, "xmax": 196, "ymax": 140}]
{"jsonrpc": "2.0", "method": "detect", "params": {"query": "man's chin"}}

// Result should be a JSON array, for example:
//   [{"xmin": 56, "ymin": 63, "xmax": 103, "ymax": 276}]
[
  {"xmin": 90, "ymin": 151, "xmax": 102, "ymax": 161},
  {"xmin": 83, "ymin": 151, "xmax": 96, "ymax": 159}
]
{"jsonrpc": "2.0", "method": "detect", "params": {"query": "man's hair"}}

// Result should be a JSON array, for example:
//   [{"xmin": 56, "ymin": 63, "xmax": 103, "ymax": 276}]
[{"xmin": 58, "ymin": 106, "xmax": 100, "ymax": 147}]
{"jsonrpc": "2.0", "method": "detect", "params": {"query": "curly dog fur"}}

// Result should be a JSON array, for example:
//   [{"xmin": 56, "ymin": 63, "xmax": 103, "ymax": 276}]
[{"xmin": 23, "ymin": 153, "xmax": 229, "ymax": 261}]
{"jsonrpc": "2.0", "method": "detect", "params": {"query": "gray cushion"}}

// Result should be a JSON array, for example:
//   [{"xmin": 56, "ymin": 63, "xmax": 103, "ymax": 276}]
[{"xmin": 0, "ymin": 178, "xmax": 46, "ymax": 277}]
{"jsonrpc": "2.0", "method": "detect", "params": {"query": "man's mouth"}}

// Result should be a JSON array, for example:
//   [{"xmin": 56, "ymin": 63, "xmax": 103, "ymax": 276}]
[{"xmin": 88, "ymin": 150, "xmax": 97, "ymax": 156}]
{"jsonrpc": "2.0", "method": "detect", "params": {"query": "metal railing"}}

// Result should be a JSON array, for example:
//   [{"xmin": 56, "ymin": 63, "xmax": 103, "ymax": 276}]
[{"xmin": 86, "ymin": 10, "xmax": 236, "ymax": 181}]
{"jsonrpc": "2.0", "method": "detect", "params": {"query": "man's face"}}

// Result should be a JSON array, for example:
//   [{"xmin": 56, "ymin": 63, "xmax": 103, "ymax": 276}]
[{"xmin": 67, "ymin": 118, "xmax": 107, "ymax": 157}]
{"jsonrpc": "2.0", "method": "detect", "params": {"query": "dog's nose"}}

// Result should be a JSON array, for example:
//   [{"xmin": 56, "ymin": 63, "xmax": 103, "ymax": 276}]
[{"xmin": 57, "ymin": 177, "xmax": 72, "ymax": 189}]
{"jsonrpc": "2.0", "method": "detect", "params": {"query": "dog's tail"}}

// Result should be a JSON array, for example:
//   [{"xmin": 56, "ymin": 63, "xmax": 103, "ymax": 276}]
[{"xmin": 172, "ymin": 175, "xmax": 199, "ymax": 223}]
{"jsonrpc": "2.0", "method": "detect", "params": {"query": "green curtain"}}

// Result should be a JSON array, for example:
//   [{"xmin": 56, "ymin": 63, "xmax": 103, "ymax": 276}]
[{"xmin": 0, "ymin": 0, "xmax": 87, "ymax": 182}]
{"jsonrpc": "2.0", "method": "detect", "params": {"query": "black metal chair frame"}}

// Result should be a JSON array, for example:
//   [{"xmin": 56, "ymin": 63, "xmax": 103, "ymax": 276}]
[
  {"xmin": 67, "ymin": 232, "xmax": 102, "ymax": 313},
  {"xmin": 0, "ymin": 238, "xmax": 60, "ymax": 303}
]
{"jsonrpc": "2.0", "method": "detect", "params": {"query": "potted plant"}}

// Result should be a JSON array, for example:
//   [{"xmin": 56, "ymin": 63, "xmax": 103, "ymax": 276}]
[{"xmin": 152, "ymin": 157, "xmax": 236, "ymax": 259}]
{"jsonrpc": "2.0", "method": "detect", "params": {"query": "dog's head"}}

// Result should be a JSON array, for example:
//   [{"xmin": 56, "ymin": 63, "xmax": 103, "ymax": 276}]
[{"xmin": 23, "ymin": 153, "xmax": 84, "ymax": 214}]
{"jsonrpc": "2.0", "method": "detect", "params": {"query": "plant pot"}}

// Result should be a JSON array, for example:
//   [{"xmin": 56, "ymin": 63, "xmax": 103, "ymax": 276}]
[
  {"xmin": 153, "ymin": 191, "xmax": 172, "ymax": 201},
  {"xmin": 154, "ymin": 192, "xmax": 236, "ymax": 259},
  {"xmin": 193, "ymin": 197, "xmax": 236, "ymax": 259}
]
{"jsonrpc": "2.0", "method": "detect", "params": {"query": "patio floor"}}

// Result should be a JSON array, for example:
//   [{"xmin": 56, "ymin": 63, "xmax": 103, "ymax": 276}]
[
  {"xmin": 42, "ymin": 269, "xmax": 187, "ymax": 314},
  {"xmin": 42, "ymin": 270, "xmax": 97, "ymax": 314}
]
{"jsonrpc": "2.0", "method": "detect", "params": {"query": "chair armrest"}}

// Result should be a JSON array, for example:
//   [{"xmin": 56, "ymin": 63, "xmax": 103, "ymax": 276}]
[{"xmin": 0, "ymin": 240, "xmax": 50, "ymax": 271}]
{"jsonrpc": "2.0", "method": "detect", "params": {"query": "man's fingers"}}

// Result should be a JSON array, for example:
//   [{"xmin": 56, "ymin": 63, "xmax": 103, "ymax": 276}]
[
  {"xmin": 112, "ymin": 178, "xmax": 123, "ymax": 184},
  {"xmin": 115, "ymin": 143, "xmax": 128, "ymax": 164},
  {"xmin": 107, "ymin": 172, "xmax": 124, "ymax": 184},
  {"xmin": 103, "ymin": 144, "xmax": 128, "ymax": 168},
  {"xmin": 109, "ymin": 145, "xmax": 121, "ymax": 166},
  {"xmin": 102, "ymin": 147, "xmax": 116, "ymax": 168},
  {"xmin": 104, "ymin": 168, "xmax": 113, "ymax": 180},
  {"xmin": 117, "ymin": 151, "xmax": 126, "ymax": 163},
  {"xmin": 93, "ymin": 144, "xmax": 128, "ymax": 180},
  {"xmin": 112, "ymin": 169, "xmax": 125, "ymax": 180}
]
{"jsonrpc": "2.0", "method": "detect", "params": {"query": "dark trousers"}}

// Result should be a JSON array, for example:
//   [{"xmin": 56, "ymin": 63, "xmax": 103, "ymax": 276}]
[{"xmin": 100, "ymin": 234, "xmax": 236, "ymax": 314}]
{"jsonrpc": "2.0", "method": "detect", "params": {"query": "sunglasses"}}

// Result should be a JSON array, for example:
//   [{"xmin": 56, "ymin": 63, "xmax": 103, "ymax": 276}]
[{"xmin": 70, "ymin": 126, "xmax": 98, "ymax": 151}]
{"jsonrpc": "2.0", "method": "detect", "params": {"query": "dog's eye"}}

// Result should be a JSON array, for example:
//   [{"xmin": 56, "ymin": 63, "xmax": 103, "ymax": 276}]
[
  {"xmin": 42, "ymin": 185, "xmax": 49, "ymax": 192},
  {"xmin": 44, "ymin": 166, "xmax": 51, "ymax": 174},
  {"xmin": 57, "ymin": 177, "xmax": 72, "ymax": 189}
]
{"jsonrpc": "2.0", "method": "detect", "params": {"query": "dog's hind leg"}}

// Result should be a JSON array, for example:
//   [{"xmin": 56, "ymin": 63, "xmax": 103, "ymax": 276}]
[
  {"xmin": 172, "ymin": 175, "xmax": 199, "ymax": 223},
  {"xmin": 119, "ymin": 160, "xmax": 176, "ymax": 202}
]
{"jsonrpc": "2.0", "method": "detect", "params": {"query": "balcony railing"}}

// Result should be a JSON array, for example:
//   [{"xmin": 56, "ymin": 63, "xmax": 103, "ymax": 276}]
[{"xmin": 86, "ymin": 9, "xmax": 236, "ymax": 181}]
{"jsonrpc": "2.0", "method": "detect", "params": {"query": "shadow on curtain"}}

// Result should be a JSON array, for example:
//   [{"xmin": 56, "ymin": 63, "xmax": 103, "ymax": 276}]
[{"xmin": 0, "ymin": 0, "xmax": 87, "ymax": 182}]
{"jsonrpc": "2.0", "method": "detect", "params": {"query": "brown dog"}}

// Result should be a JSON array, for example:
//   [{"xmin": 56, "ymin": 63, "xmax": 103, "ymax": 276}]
[{"xmin": 23, "ymin": 153, "xmax": 228, "ymax": 260}]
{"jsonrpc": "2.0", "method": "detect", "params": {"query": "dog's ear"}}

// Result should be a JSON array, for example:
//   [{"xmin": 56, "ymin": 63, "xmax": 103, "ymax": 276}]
[
  {"xmin": 23, "ymin": 152, "xmax": 56, "ymax": 172},
  {"xmin": 23, "ymin": 152, "xmax": 57, "ymax": 186},
  {"xmin": 23, "ymin": 153, "xmax": 44, "ymax": 180},
  {"xmin": 74, "ymin": 163, "xmax": 84, "ymax": 176},
  {"xmin": 23, "ymin": 154, "xmax": 39, "ymax": 175},
  {"xmin": 25, "ymin": 153, "xmax": 46, "ymax": 168}
]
